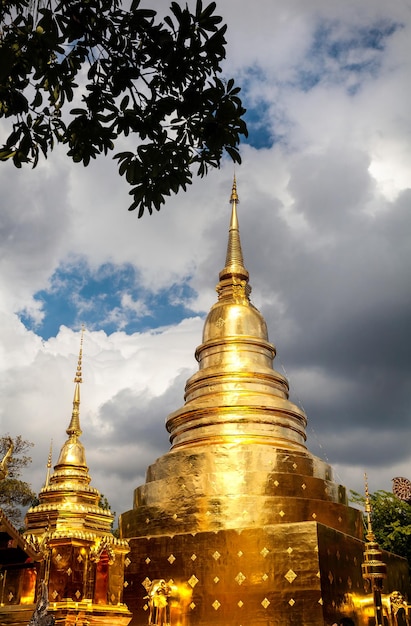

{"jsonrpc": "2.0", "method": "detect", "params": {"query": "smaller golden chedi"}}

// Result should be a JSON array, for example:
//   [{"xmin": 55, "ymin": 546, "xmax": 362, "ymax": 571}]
[{"xmin": 24, "ymin": 330, "xmax": 131, "ymax": 626}]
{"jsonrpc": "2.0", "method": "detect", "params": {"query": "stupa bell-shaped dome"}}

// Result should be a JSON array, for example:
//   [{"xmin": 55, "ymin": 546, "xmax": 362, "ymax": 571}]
[
  {"xmin": 55, "ymin": 380, "xmax": 87, "ymax": 468},
  {"xmin": 166, "ymin": 178, "xmax": 307, "ymax": 451}
]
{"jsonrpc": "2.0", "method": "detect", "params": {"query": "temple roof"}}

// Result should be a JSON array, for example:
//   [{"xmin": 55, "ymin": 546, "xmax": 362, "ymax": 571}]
[{"xmin": 0, "ymin": 508, "xmax": 41, "ymax": 563}]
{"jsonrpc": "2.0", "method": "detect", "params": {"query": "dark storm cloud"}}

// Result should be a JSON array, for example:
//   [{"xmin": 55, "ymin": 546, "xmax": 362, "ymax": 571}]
[{"xmin": 84, "ymin": 369, "xmax": 191, "ymax": 473}]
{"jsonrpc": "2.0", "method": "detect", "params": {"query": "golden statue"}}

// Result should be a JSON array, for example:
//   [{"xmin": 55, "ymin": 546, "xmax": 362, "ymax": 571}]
[
  {"xmin": 0, "ymin": 436, "xmax": 14, "ymax": 480},
  {"xmin": 146, "ymin": 579, "xmax": 171, "ymax": 626}
]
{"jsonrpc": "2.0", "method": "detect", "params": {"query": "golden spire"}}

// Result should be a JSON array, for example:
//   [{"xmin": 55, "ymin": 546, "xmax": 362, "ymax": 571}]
[
  {"xmin": 66, "ymin": 325, "xmax": 84, "ymax": 438},
  {"xmin": 362, "ymin": 472, "xmax": 387, "ymax": 620},
  {"xmin": 219, "ymin": 176, "xmax": 249, "ymax": 283},
  {"xmin": 44, "ymin": 439, "xmax": 53, "ymax": 488},
  {"xmin": 364, "ymin": 472, "xmax": 376, "ymax": 542},
  {"xmin": 54, "ymin": 327, "xmax": 87, "ymax": 469}
]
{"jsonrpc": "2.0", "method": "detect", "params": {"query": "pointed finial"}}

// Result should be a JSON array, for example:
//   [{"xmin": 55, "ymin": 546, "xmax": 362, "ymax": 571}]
[
  {"xmin": 219, "ymin": 177, "xmax": 249, "ymax": 283},
  {"xmin": 230, "ymin": 175, "xmax": 239, "ymax": 205},
  {"xmin": 66, "ymin": 327, "xmax": 85, "ymax": 439},
  {"xmin": 74, "ymin": 324, "xmax": 84, "ymax": 384},
  {"xmin": 44, "ymin": 440, "xmax": 53, "ymax": 487},
  {"xmin": 364, "ymin": 472, "xmax": 375, "ymax": 541}
]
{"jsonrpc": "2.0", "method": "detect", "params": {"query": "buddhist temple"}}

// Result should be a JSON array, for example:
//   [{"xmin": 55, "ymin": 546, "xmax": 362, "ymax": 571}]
[
  {"xmin": 21, "ymin": 331, "xmax": 132, "ymax": 626},
  {"xmin": 0, "ymin": 509, "xmax": 42, "ymax": 625},
  {"xmin": 120, "ymin": 180, "xmax": 411, "ymax": 626}
]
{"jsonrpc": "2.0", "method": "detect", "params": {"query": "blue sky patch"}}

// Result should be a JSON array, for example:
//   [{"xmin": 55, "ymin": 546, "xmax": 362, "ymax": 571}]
[
  {"xmin": 299, "ymin": 19, "xmax": 402, "ymax": 92},
  {"xmin": 19, "ymin": 258, "xmax": 197, "ymax": 339},
  {"xmin": 241, "ymin": 66, "xmax": 281, "ymax": 150},
  {"xmin": 243, "ymin": 100, "xmax": 275, "ymax": 149}
]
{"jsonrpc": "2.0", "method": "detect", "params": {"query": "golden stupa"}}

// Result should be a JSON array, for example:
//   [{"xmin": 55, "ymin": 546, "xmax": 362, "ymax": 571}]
[
  {"xmin": 120, "ymin": 180, "xmax": 410, "ymax": 625},
  {"xmin": 23, "ymin": 331, "xmax": 132, "ymax": 626}
]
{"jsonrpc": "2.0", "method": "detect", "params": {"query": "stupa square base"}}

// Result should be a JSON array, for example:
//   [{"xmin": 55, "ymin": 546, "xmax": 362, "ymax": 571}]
[{"xmin": 123, "ymin": 521, "xmax": 409, "ymax": 625}]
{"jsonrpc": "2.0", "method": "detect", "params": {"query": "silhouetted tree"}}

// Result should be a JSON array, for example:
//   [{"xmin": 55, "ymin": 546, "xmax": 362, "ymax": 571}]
[{"xmin": 0, "ymin": 0, "xmax": 247, "ymax": 216}]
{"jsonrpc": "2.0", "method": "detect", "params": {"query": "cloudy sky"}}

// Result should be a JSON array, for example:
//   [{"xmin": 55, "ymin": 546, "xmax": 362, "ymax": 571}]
[{"xmin": 1, "ymin": 0, "xmax": 411, "ymax": 523}]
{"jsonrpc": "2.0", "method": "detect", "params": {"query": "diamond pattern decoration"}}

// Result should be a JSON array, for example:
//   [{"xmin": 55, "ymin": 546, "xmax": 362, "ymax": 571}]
[
  {"xmin": 191, "ymin": 554, "xmax": 197, "ymax": 561},
  {"xmin": 143, "ymin": 604, "xmax": 149, "ymax": 612},
  {"xmin": 75, "ymin": 590, "xmax": 81, "ymax": 599},
  {"xmin": 261, "ymin": 597, "xmax": 270, "ymax": 609},
  {"xmin": 145, "ymin": 518, "xmax": 150, "ymax": 525},
  {"xmin": 214, "ymin": 576, "xmax": 219, "ymax": 584},
  {"xmin": 262, "ymin": 574, "xmax": 268, "ymax": 582},
  {"xmin": 8, "ymin": 592, "xmax": 14, "ymax": 601},
  {"xmin": 274, "ymin": 480, "xmax": 279, "ymax": 487},
  {"xmin": 173, "ymin": 513, "xmax": 178, "ymax": 520},
  {"xmin": 316, "ymin": 571, "xmax": 321, "ymax": 578},
  {"xmin": 55, "ymin": 554, "xmax": 62, "ymax": 563},
  {"xmin": 289, "ymin": 598, "xmax": 295, "ymax": 606},
  {"xmin": 293, "ymin": 463, "xmax": 297, "ymax": 469},
  {"xmin": 77, "ymin": 554, "xmax": 83, "ymax": 563},
  {"xmin": 312, "ymin": 513, "xmax": 317, "ymax": 519},
  {"xmin": 212, "ymin": 600, "xmax": 221, "ymax": 611},
  {"xmin": 284, "ymin": 569, "xmax": 297, "ymax": 584},
  {"xmin": 260, "ymin": 547, "xmax": 269, "ymax": 558},
  {"xmin": 67, "ymin": 568, "xmax": 72, "ymax": 576},
  {"xmin": 237, "ymin": 550, "xmax": 243, "ymax": 557},
  {"xmin": 301, "ymin": 483, "xmax": 306, "ymax": 490},
  {"xmin": 287, "ymin": 547, "xmax": 293, "ymax": 555},
  {"xmin": 52, "ymin": 590, "xmax": 58, "ymax": 599},
  {"xmin": 125, "ymin": 557, "xmax": 131, "ymax": 567},
  {"xmin": 318, "ymin": 598, "xmax": 323, "ymax": 605},
  {"xmin": 328, "ymin": 571, "xmax": 334, "ymax": 584},
  {"xmin": 168, "ymin": 554, "xmax": 176, "ymax": 564},
  {"xmin": 188, "ymin": 575, "xmax": 199, "ymax": 588},
  {"xmin": 123, "ymin": 581, "xmax": 129, "ymax": 588},
  {"xmin": 142, "ymin": 577, "xmax": 152, "ymax": 591},
  {"xmin": 235, "ymin": 572, "xmax": 246, "ymax": 586},
  {"xmin": 145, "ymin": 557, "xmax": 151, "ymax": 565},
  {"xmin": 212, "ymin": 551, "xmax": 221, "ymax": 561},
  {"xmin": 238, "ymin": 600, "xmax": 244, "ymax": 608},
  {"xmin": 190, "ymin": 602, "xmax": 196, "ymax": 610},
  {"xmin": 279, "ymin": 510, "xmax": 285, "ymax": 517}
]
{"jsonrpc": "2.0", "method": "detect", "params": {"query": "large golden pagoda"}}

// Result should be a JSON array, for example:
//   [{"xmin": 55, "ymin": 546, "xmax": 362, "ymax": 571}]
[
  {"xmin": 120, "ymin": 180, "xmax": 410, "ymax": 625},
  {"xmin": 23, "ymin": 332, "xmax": 132, "ymax": 626}
]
